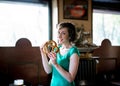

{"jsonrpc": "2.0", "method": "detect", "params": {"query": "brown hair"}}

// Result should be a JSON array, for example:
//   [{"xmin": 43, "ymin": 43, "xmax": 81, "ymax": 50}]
[{"xmin": 57, "ymin": 22, "xmax": 76, "ymax": 42}]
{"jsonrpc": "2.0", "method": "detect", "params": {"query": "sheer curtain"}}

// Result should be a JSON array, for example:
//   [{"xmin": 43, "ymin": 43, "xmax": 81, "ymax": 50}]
[
  {"xmin": 93, "ymin": 10, "xmax": 120, "ymax": 46},
  {"xmin": 0, "ymin": 1, "xmax": 49, "ymax": 46}
]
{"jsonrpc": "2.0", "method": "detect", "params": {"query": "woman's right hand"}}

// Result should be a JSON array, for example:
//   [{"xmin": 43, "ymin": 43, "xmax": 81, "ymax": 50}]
[
  {"xmin": 40, "ymin": 42, "xmax": 47, "ymax": 54},
  {"xmin": 40, "ymin": 42, "xmax": 52, "ymax": 74}
]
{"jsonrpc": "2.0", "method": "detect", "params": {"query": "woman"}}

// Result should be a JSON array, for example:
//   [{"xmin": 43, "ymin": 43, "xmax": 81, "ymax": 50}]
[{"xmin": 40, "ymin": 22, "xmax": 80, "ymax": 86}]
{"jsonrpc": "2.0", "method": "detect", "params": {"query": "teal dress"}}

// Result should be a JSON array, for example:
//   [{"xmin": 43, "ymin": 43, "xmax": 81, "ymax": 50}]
[{"xmin": 50, "ymin": 46, "xmax": 80, "ymax": 86}]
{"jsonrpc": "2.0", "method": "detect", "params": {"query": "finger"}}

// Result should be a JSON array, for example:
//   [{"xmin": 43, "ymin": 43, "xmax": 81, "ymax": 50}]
[
  {"xmin": 48, "ymin": 53, "xmax": 55, "ymax": 60},
  {"xmin": 40, "ymin": 41, "xmax": 47, "ymax": 48},
  {"xmin": 50, "ymin": 52, "xmax": 56, "ymax": 58}
]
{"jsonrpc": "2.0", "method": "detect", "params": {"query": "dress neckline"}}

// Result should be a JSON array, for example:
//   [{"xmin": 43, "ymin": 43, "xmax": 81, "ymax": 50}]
[{"xmin": 59, "ymin": 46, "xmax": 74, "ymax": 56}]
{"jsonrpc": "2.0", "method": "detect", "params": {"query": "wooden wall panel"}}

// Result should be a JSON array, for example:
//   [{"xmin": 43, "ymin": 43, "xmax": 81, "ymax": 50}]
[
  {"xmin": 0, "ymin": 38, "xmax": 50, "ymax": 86},
  {"xmin": 93, "ymin": 39, "xmax": 120, "ymax": 81}
]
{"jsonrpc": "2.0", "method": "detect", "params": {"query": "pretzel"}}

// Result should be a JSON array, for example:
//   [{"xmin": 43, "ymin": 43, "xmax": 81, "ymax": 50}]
[{"xmin": 43, "ymin": 40, "xmax": 59, "ymax": 54}]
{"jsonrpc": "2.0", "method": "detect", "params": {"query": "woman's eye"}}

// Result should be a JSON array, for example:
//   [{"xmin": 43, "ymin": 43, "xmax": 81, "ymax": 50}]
[
  {"xmin": 58, "ymin": 31, "xmax": 66, "ymax": 35},
  {"xmin": 61, "ymin": 32, "xmax": 65, "ymax": 35},
  {"xmin": 58, "ymin": 32, "xmax": 60, "ymax": 34}
]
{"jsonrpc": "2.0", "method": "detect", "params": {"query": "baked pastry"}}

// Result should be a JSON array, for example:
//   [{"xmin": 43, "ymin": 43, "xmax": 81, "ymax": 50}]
[{"xmin": 43, "ymin": 40, "xmax": 59, "ymax": 54}]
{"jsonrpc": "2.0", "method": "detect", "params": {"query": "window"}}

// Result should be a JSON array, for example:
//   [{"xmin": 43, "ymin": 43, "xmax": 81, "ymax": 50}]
[
  {"xmin": 0, "ymin": 1, "xmax": 49, "ymax": 46},
  {"xmin": 93, "ymin": 10, "xmax": 120, "ymax": 46}
]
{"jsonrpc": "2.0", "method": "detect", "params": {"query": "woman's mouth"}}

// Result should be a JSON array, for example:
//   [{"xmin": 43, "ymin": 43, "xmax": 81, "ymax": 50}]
[{"xmin": 58, "ymin": 39, "xmax": 63, "ymax": 43}]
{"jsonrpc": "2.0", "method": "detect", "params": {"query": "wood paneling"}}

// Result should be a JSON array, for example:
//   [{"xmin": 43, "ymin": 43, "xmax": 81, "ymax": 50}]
[
  {"xmin": 93, "ymin": 39, "xmax": 120, "ymax": 82},
  {"xmin": 0, "ymin": 38, "xmax": 50, "ymax": 86}
]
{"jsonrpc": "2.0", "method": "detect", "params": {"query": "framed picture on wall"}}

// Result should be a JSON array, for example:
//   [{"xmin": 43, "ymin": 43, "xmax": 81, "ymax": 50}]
[{"xmin": 63, "ymin": 0, "xmax": 88, "ymax": 20}]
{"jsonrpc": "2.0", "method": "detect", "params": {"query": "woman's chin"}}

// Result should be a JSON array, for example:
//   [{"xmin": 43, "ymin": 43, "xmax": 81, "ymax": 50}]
[
  {"xmin": 58, "ymin": 42, "xmax": 62, "ymax": 45},
  {"xmin": 58, "ymin": 41, "xmax": 63, "ymax": 45}
]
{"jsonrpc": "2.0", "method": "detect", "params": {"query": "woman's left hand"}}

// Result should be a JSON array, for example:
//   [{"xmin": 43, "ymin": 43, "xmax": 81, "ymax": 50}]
[{"xmin": 48, "ymin": 52, "xmax": 57, "ymax": 65}]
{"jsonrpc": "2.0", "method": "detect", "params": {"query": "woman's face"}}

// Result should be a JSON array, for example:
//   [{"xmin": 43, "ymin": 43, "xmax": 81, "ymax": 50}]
[{"xmin": 57, "ymin": 27, "xmax": 69, "ymax": 45}]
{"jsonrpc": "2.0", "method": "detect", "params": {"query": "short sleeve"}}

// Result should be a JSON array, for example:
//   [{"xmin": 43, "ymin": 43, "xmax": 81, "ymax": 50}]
[{"xmin": 69, "ymin": 46, "xmax": 80, "ymax": 57}]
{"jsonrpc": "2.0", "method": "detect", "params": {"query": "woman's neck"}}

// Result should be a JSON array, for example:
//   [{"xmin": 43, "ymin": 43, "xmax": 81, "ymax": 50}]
[{"xmin": 61, "ymin": 42, "xmax": 72, "ymax": 49}]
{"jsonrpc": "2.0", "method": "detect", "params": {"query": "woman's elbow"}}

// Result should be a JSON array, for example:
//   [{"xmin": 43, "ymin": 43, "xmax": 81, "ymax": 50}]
[
  {"xmin": 44, "ymin": 69, "xmax": 52, "ymax": 74},
  {"xmin": 45, "ymin": 70, "xmax": 51, "ymax": 74},
  {"xmin": 67, "ymin": 77, "xmax": 74, "ymax": 83}
]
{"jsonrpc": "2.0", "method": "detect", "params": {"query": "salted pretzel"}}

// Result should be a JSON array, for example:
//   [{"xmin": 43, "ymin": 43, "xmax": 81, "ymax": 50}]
[{"xmin": 43, "ymin": 40, "xmax": 59, "ymax": 54}]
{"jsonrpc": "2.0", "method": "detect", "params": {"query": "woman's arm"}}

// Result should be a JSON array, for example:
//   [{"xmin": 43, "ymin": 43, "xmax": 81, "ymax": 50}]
[
  {"xmin": 40, "ymin": 47, "xmax": 52, "ymax": 74},
  {"xmin": 50, "ymin": 53, "xmax": 80, "ymax": 82}
]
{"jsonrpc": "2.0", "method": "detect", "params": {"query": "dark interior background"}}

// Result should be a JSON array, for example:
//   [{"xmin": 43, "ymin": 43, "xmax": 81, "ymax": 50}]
[{"xmin": 92, "ymin": 0, "xmax": 120, "ymax": 12}]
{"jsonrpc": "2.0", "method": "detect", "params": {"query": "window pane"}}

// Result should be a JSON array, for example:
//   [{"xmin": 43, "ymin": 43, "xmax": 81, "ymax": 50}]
[
  {"xmin": 0, "ymin": 1, "xmax": 49, "ymax": 46},
  {"xmin": 93, "ymin": 10, "xmax": 120, "ymax": 46}
]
